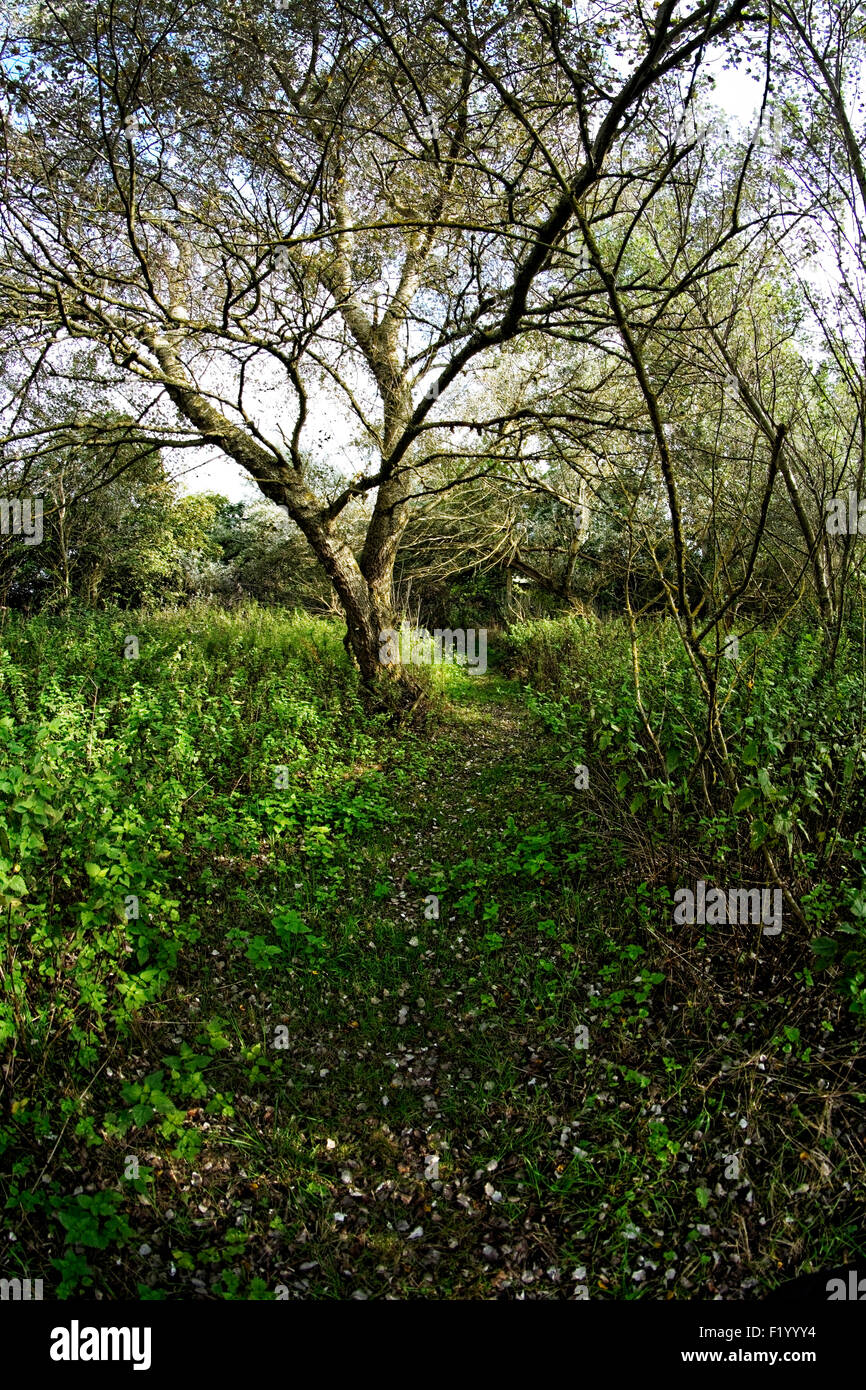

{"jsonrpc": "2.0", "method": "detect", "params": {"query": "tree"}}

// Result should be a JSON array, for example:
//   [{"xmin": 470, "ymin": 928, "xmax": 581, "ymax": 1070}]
[
  {"xmin": 0, "ymin": 0, "xmax": 753, "ymax": 703},
  {"xmin": 200, "ymin": 498, "xmax": 345, "ymax": 610},
  {"xmin": 0, "ymin": 411, "xmax": 209, "ymax": 610}
]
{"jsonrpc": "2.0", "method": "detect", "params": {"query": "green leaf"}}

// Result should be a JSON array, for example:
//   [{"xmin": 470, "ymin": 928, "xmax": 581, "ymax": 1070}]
[{"xmin": 733, "ymin": 787, "xmax": 757, "ymax": 812}]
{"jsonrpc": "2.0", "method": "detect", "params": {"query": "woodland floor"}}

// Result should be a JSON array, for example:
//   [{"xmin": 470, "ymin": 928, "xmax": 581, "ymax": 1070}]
[{"xmin": 5, "ymin": 633, "xmax": 865, "ymax": 1300}]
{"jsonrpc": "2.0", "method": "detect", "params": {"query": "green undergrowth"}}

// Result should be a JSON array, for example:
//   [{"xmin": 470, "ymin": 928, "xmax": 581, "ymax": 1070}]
[{"xmin": 0, "ymin": 606, "xmax": 863, "ymax": 1300}]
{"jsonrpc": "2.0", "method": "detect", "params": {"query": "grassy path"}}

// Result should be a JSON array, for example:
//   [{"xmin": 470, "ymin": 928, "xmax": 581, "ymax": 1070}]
[{"xmin": 177, "ymin": 661, "xmax": 632, "ymax": 1300}]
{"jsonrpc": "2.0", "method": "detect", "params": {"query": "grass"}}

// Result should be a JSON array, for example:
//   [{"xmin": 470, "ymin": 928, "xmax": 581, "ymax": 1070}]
[{"xmin": 0, "ymin": 605, "xmax": 864, "ymax": 1299}]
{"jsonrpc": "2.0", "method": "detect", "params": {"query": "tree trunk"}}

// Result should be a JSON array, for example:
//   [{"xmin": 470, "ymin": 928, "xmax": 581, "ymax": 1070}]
[
  {"xmin": 147, "ymin": 333, "xmax": 423, "ymax": 709},
  {"xmin": 293, "ymin": 508, "xmax": 422, "ymax": 710}
]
